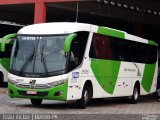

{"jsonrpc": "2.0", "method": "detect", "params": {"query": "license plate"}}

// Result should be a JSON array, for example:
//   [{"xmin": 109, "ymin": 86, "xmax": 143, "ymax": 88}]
[{"xmin": 27, "ymin": 90, "xmax": 37, "ymax": 95}]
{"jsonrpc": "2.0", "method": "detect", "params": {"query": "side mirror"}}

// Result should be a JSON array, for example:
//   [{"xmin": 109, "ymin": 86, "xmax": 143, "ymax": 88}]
[
  {"xmin": 1, "ymin": 33, "xmax": 17, "ymax": 52},
  {"xmin": 64, "ymin": 33, "xmax": 77, "ymax": 53}
]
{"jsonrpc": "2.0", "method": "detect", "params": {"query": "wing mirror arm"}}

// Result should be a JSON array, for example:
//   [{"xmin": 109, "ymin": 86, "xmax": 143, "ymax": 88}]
[
  {"xmin": 63, "ymin": 33, "xmax": 77, "ymax": 53},
  {"xmin": 1, "ymin": 33, "xmax": 17, "ymax": 52}
]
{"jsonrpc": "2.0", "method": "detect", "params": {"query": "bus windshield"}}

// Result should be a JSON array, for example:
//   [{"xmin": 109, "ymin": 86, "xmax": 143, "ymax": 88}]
[{"xmin": 10, "ymin": 35, "xmax": 67, "ymax": 77}]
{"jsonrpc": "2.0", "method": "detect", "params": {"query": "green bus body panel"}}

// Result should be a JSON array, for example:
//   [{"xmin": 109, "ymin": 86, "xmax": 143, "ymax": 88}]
[
  {"xmin": 64, "ymin": 33, "xmax": 77, "ymax": 52},
  {"xmin": 1, "ymin": 33, "xmax": 16, "ymax": 52},
  {"xmin": 90, "ymin": 27, "xmax": 124, "ymax": 94},
  {"xmin": 148, "ymin": 40, "xmax": 158, "ymax": 46},
  {"xmin": 91, "ymin": 59, "xmax": 121, "ymax": 94},
  {"xmin": 0, "ymin": 58, "xmax": 10, "ymax": 70},
  {"xmin": 8, "ymin": 82, "xmax": 68, "ymax": 100},
  {"xmin": 141, "ymin": 63, "xmax": 156, "ymax": 92},
  {"xmin": 141, "ymin": 39, "xmax": 157, "ymax": 92},
  {"xmin": 98, "ymin": 27, "xmax": 125, "ymax": 39}
]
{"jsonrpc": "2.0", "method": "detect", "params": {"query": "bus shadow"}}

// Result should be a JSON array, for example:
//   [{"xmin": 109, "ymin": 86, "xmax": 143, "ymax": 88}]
[
  {"xmin": 88, "ymin": 98, "xmax": 131, "ymax": 107},
  {"xmin": 17, "ymin": 96, "xmax": 159, "ymax": 110},
  {"xmin": 18, "ymin": 101, "xmax": 78, "ymax": 110},
  {"xmin": 88, "ymin": 96, "xmax": 159, "ymax": 108}
]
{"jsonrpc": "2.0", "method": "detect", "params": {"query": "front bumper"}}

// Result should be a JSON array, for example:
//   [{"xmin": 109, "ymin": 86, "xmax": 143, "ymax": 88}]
[{"xmin": 8, "ymin": 82, "xmax": 68, "ymax": 101}]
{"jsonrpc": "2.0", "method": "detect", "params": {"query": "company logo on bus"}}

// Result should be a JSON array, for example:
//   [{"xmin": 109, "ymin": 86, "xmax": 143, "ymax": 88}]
[{"xmin": 29, "ymin": 80, "xmax": 36, "ymax": 89}]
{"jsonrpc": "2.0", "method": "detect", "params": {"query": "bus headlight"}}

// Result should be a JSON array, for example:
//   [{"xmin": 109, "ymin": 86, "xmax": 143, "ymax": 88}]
[
  {"xmin": 48, "ymin": 79, "xmax": 67, "ymax": 87},
  {"xmin": 8, "ymin": 78, "xmax": 18, "ymax": 85}
]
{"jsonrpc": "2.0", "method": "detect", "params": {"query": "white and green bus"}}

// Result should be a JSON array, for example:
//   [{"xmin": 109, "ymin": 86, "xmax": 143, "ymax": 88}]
[
  {"xmin": 8, "ymin": 22, "xmax": 158, "ymax": 108},
  {"xmin": 0, "ymin": 34, "xmax": 16, "ymax": 84}
]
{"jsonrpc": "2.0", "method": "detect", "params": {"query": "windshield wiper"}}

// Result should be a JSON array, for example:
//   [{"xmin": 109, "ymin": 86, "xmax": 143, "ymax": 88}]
[
  {"xmin": 41, "ymin": 44, "xmax": 49, "ymax": 75},
  {"xmin": 19, "ymin": 47, "xmax": 36, "ymax": 75}
]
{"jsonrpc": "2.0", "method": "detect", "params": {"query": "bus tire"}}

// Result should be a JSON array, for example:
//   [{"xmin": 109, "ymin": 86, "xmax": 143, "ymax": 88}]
[
  {"xmin": 30, "ymin": 99, "xmax": 42, "ymax": 106},
  {"xmin": 76, "ymin": 84, "xmax": 90, "ymax": 109},
  {"xmin": 130, "ymin": 84, "xmax": 140, "ymax": 104},
  {"xmin": 0, "ymin": 72, "xmax": 4, "ymax": 84}
]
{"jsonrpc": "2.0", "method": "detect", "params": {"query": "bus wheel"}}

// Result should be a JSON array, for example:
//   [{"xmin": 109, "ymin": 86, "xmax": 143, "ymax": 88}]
[
  {"xmin": 130, "ymin": 85, "xmax": 140, "ymax": 104},
  {"xmin": 0, "ymin": 73, "xmax": 4, "ymax": 84},
  {"xmin": 30, "ymin": 99, "xmax": 42, "ymax": 106},
  {"xmin": 76, "ymin": 84, "xmax": 90, "ymax": 109},
  {"xmin": 0, "ymin": 73, "xmax": 5, "ymax": 86}
]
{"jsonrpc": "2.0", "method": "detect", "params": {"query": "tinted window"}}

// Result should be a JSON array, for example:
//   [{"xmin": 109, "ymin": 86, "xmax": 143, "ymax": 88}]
[
  {"xmin": 89, "ymin": 33, "xmax": 112, "ymax": 59},
  {"xmin": 89, "ymin": 33, "xmax": 157, "ymax": 64}
]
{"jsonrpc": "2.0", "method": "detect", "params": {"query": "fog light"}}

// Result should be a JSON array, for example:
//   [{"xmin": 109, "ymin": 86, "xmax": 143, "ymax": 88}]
[
  {"xmin": 54, "ymin": 91, "xmax": 63, "ymax": 96},
  {"xmin": 8, "ymin": 89, "xmax": 14, "ymax": 94}
]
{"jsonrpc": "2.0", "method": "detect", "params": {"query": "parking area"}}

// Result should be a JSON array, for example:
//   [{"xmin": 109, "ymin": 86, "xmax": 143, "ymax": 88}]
[{"xmin": 0, "ymin": 87, "xmax": 160, "ymax": 120}]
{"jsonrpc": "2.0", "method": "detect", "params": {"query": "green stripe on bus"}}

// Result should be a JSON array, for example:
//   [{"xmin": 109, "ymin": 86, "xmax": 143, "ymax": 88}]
[
  {"xmin": 91, "ymin": 59, "xmax": 121, "ymax": 94},
  {"xmin": 148, "ymin": 40, "xmax": 158, "ymax": 46},
  {"xmin": 98, "ymin": 27, "xmax": 125, "ymax": 39},
  {"xmin": 1, "ymin": 33, "xmax": 16, "ymax": 52},
  {"xmin": 141, "ymin": 63, "xmax": 156, "ymax": 92},
  {"xmin": 0, "ymin": 58, "xmax": 10, "ymax": 70}
]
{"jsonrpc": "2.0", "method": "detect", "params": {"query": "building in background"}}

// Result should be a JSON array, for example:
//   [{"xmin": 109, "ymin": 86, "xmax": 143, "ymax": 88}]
[{"xmin": 0, "ymin": 0, "xmax": 159, "ymax": 41}]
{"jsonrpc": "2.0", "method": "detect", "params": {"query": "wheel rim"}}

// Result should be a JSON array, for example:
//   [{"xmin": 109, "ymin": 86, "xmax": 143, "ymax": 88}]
[
  {"xmin": 84, "ymin": 89, "xmax": 89, "ymax": 104},
  {"xmin": 134, "ymin": 88, "xmax": 138, "ymax": 100}
]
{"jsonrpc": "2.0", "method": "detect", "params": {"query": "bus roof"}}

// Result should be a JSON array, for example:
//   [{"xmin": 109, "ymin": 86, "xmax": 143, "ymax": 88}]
[
  {"xmin": 18, "ymin": 22, "xmax": 94, "ymax": 35},
  {"xmin": 17, "ymin": 22, "xmax": 157, "ymax": 46}
]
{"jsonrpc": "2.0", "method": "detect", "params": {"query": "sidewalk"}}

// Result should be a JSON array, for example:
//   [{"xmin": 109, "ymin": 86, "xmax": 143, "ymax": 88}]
[{"xmin": 0, "ymin": 88, "xmax": 8, "ymax": 94}]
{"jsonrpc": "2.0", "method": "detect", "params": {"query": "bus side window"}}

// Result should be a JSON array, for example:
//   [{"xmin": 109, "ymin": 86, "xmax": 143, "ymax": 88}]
[
  {"xmin": 89, "ymin": 42, "xmax": 96, "ymax": 58},
  {"xmin": 68, "ymin": 32, "xmax": 89, "ymax": 71},
  {"xmin": 118, "ymin": 41, "xmax": 131, "ymax": 61},
  {"xmin": 89, "ymin": 33, "xmax": 113, "ymax": 60},
  {"xmin": 110, "ymin": 38, "xmax": 119, "ymax": 60},
  {"xmin": 148, "ymin": 45, "xmax": 157, "ymax": 64},
  {"xmin": 70, "ymin": 40, "xmax": 79, "ymax": 65}
]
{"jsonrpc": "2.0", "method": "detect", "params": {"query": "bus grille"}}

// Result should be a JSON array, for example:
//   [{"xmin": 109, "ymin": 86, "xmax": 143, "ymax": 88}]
[{"xmin": 16, "ymin": 83, "xmax": 50, "ymax": 89}]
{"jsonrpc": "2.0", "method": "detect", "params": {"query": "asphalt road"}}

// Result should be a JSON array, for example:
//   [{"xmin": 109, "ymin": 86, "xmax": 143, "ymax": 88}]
[{"xmin": 0, "ymin": 88, "xmax": 160, "ymax": 120}]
